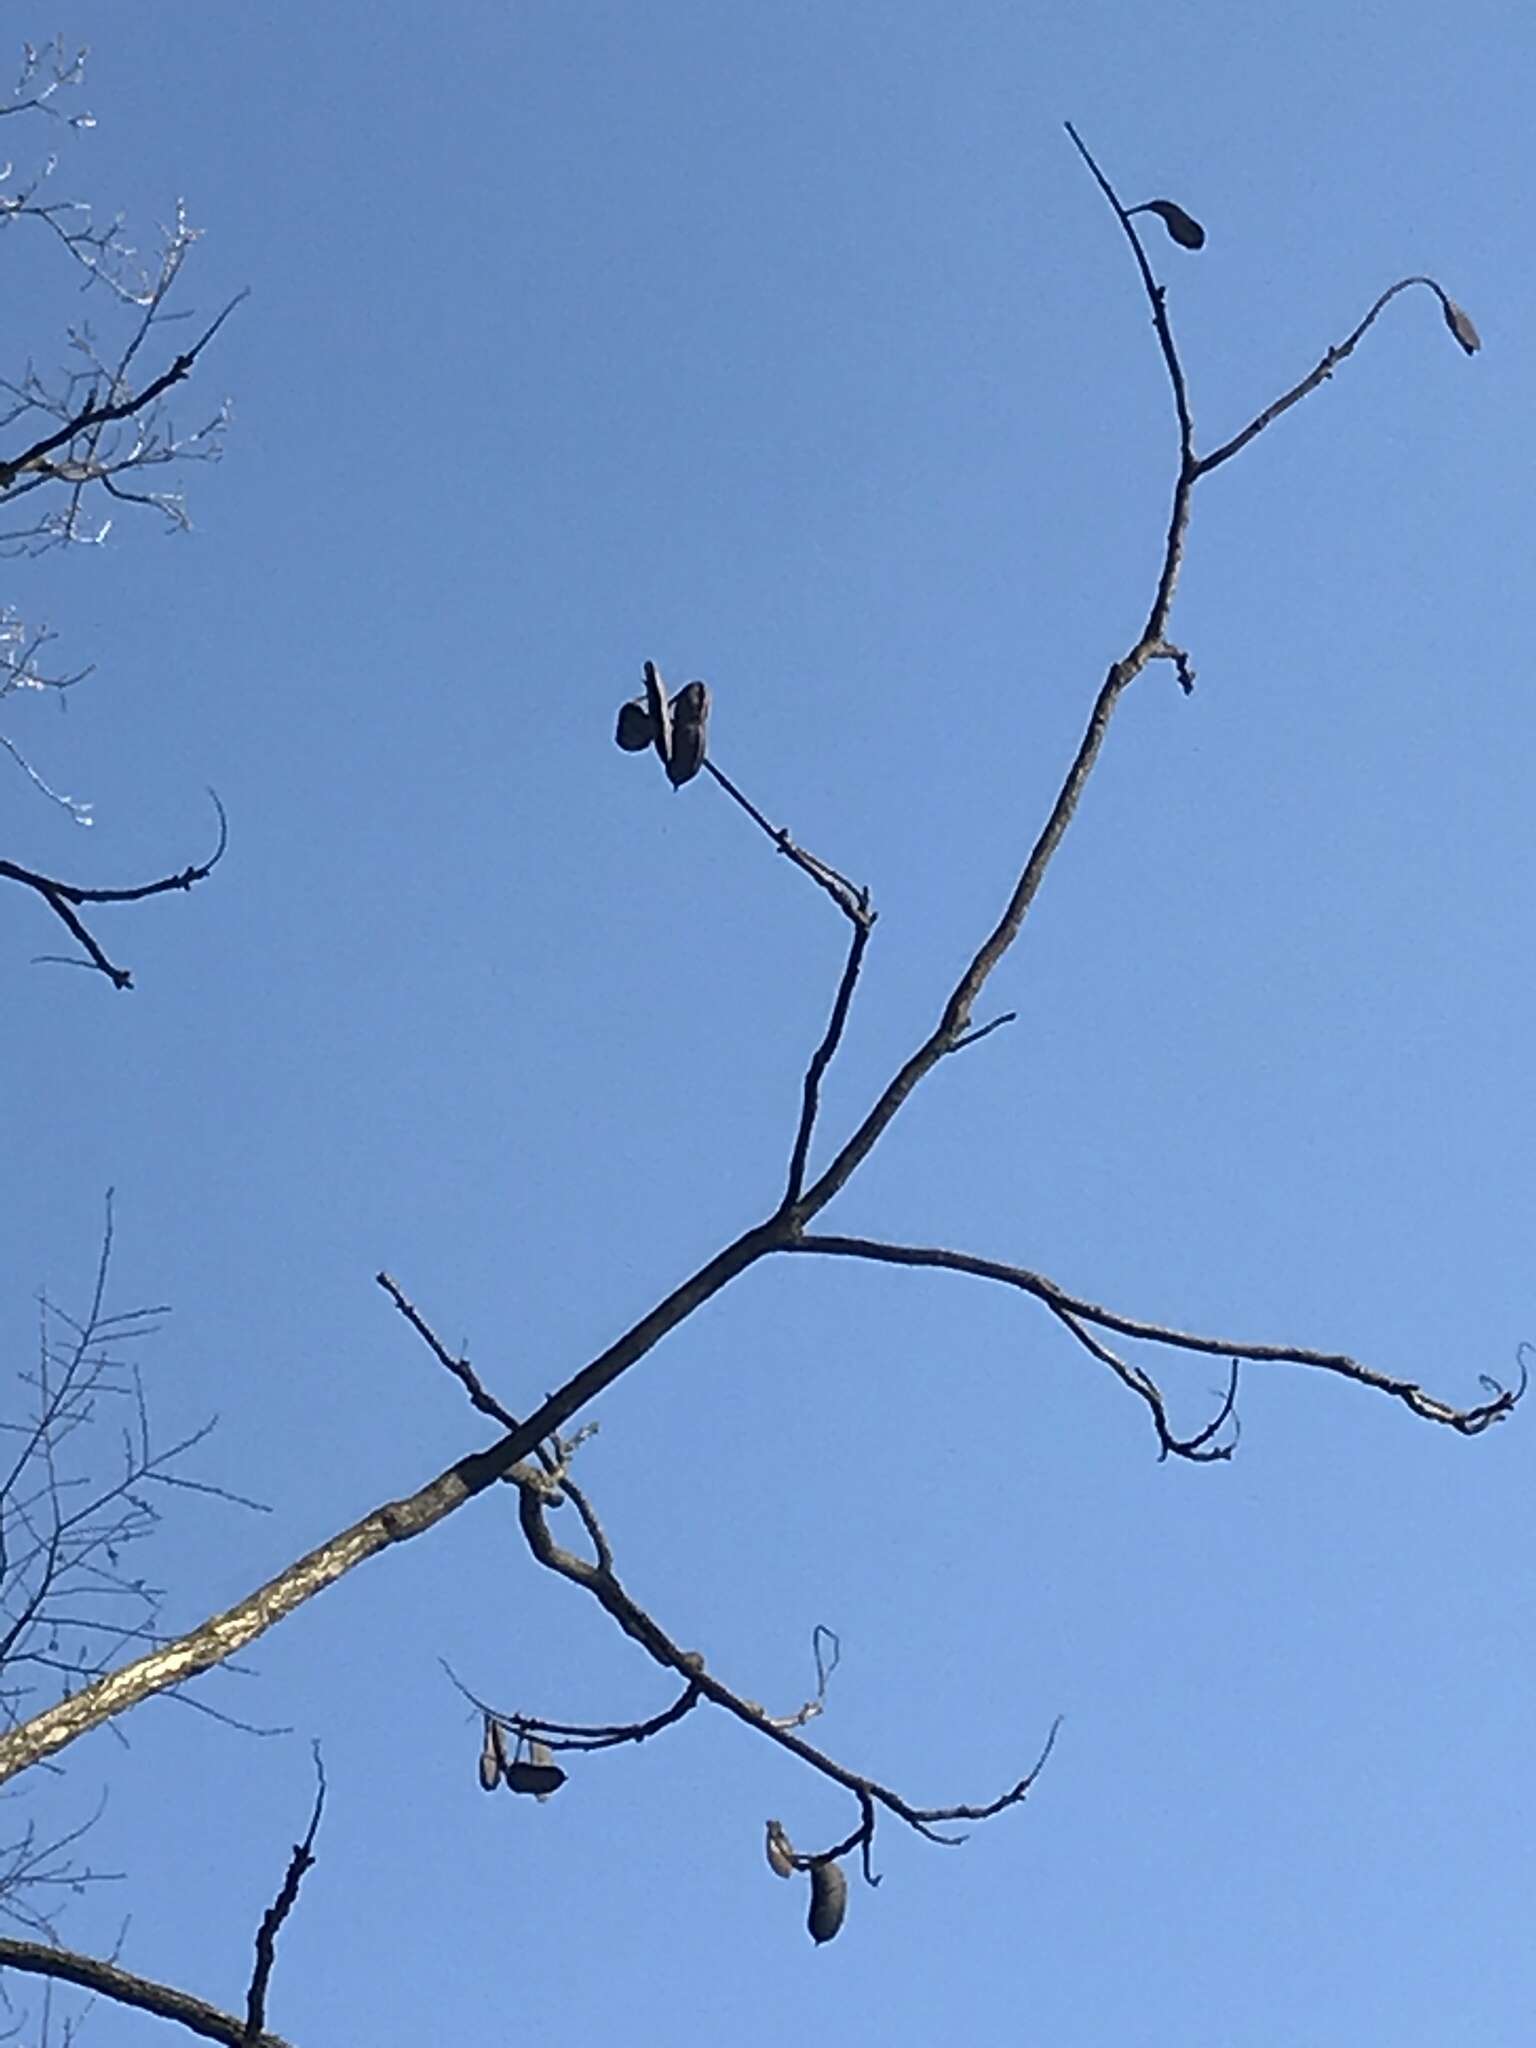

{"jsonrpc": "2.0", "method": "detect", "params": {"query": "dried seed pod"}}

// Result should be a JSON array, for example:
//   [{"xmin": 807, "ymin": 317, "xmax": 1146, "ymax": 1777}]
[
  {"xmin": 529, "ymin": 1740, "xmax": 558, "ymax": 1803},
  {"xmin": 478, "ymin": 1715, "xmax": 508, "ymax": 1793},
  {"xmin": 765, "ymin": 1819, "xmax": 797, "ymax": 1880},
  {"xmin": 642, "ymin": 659, "xmax": 674, "ymax": 772},
  {"xmin": 1132, "ymin": 199, "xmax": 1206, "ymax": 249},
  {"xmin": 615, "ymin": 696, "xmax": 656, "ymax": 751},
  {"xmin": 807, "ymin": 1859, "xmax": 848, "ymax": 1945},
  {"xmin": 666, "ymin": 680, "xmax": 710, "ymax": 788},
  {"xmin": 1442, "ymin": 295, "xmax": 1481, "ymax": 355},
  {"xmin": 504, "ymin": 1757, "xmax": 567, "ymax": 1799}
]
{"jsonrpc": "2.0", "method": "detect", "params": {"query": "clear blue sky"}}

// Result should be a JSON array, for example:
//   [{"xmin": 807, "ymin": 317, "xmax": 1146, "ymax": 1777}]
[{"xmin": 4, "ymin": 3, "xmax": 1532, "ymax": 2042}]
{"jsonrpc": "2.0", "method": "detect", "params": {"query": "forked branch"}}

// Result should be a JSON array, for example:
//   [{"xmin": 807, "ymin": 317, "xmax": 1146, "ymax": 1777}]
[
  {"xmin": 0, "ymin": 128, "xmax": 1499, "ymax": 1813},
  {"xmin": 786, "ymin": 1235, "xmax": 1525, "ymax": 1454},
  {"xmin": 2, "ymin": 789, "xmax": 227, "ymax": 988}
]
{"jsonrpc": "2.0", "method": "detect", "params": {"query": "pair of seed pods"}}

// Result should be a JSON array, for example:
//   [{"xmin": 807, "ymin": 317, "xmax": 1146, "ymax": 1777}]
[
  {"xmin": 478, "ymin": 1715, "xmax": 565, "ymax": 1800},
  {"xmin": 766, "ymin": 1818, "xmax": 848, "ymax": 1944},
  {"xmin": 615, "ymin": 665, "xmax": 711, "ymax": 787}
]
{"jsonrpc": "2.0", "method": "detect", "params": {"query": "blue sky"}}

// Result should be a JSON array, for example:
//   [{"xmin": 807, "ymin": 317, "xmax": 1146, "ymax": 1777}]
[{"xmin": 3, "ymin": 2, "xmax": 1532, "ymax": 2042}]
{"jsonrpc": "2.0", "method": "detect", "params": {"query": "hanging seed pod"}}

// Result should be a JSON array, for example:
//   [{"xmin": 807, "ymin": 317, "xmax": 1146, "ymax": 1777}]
[
  {"xmin": 765, "ymin": 1819, "xmax": 797, "ymax": 1880},
  {"xmin": 529, "ymin": 1740, "xmax": 558, "ymax": 1803},
  {"xmin": 478, "ymin": 1715, "xmax": 508, "ymax": 1793},
  {"xmin": 807, "ymin": 1859, "xmax": 848, "ymax": 1945},
  {"xmin": 642, "ymin": 660, "xmax": 674, "ymax": 773},
  {"xmin": 1132, "ymin": 199, "xmax": 1206, "ymax": 249},
  {"xmin": 666, "ymin": 680, "xmax": 710, "ymax": 788},
  {"xmin": 1441, "ymin": 295, "xmax": 1481, "ymax": 355},
  {"xmin": 504, "ymin": 1756, "xmax": 567, "ymax": 1799},
  {"xmin": 615, "ymin": 696, "xmax": 656, "ymax": 751}
]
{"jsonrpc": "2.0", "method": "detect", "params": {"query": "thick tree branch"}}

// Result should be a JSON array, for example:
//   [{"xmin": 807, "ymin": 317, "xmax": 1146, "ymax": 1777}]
[
  {"xmin": 0, "ymin": 1937, "xmax": 291, "ymax": 2048},
  {"xmin": 0, "ymin": 1215, "xmax": 790, "ymax": 1784}
]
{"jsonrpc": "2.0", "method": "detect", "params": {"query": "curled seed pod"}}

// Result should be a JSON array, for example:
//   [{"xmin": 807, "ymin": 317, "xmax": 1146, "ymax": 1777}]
[
  {"xmin": 1134, "ymin": 199, "xmax": 1206, "ymax": 249},
  {"xmin": 1442, "ymin": 296, "xmax": 1481, "ymax": 355},
  {"xmin": 666, "ymin": 680, "xmax": 710, "ymax": 788},
  {"xmin": 765, "ymin": 1819, "xmax": 797, "ymax": 1880},
  {"xmin": 478, "ymin": 1715, "xmax": 508, "ymax": 1793},
  {"xmin": 615, "ymin": 696, "xmax": 656, "ymax": 751},
  {"xmin": 504, "ymin": 1757, "xmax": 567, "ymax": 1799},
  {"xmin": 807, "ymin": 1859, "xmax": 848, "ymax": 1945},
  {"xmin": 642, "ymin": 660, "xmax": 674, "ymax": 772}
]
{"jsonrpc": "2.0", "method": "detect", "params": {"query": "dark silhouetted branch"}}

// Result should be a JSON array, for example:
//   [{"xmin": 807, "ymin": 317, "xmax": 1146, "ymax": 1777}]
[
  {"xmin": 0, "ymin": 1937, "xmax": 292, "ymax": 2048},
  {"xmin": 244, "ymin": 1748, "xmax": 325, "ymax": 2044},
  {"xmin": 500, "ymin": 1463, "xmax": 1058, "ymax": 1882},
  {"xmin": 4, "ymin": 790, "xmax": 227, "ymax": 988},
  {"xmin": 785, "ymin": 1233, "xmax": 1524, "ymax": 1448}
]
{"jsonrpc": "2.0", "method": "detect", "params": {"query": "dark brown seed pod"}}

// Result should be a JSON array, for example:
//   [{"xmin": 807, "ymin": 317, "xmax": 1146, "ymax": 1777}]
[
  {"xmin": 642, "ymin": 659, "xmax": 674, "ymax": 773},
  {"xmin": 1133, "ymin": 199, "xmax": 1206, "ymax": 249},
  {"xmin": 666, "ymin": 680, "xmax": 710, "ymax": 788},
  {"xmin": 615, "ymin": 696, "xmax": 656, "ymax": 751},
  {"xmin": 765, "ymin": 1819, "xmax": 797, "ymax": 1880},
  {"xmin": 504, "ymin": 1757, "xmax": 567, "ymax": 1799},
  {"xmin": 478, "ymin": 1715, "xmax": 507, "ymax": 1793},
  {"xmin": 807, "ymin": 1859, "xmax": 848, "ymax": 1945},
  {"xmin": 1442, "ymin": 296, "xmax": 1481, "ymax": 355}
]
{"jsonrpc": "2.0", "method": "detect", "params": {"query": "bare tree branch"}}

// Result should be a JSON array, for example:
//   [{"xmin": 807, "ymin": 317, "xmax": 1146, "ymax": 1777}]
[
  {"xmin": 0, "ymin": 1938, "xmax": 292, "ymax": 2048},
  {"xmin": 0, "ymin": 127, "xmax": 1497, "ymax": 1835},
  {"xmin": 495, "ymin": 1465, "xmax": 1059, "ymax": 1877},
  {"xmin": 1196, "ymin": 276, "xmax": 1480, "ymax": 475},
  {"xmin": 375, "ymin": 1272, "xmax": 519, "ymax": 1433},
  {"xmin": 702, "ymin": 757, "xmax": 874, "ymax": 925},
  {"xmin": 786, "ymin": 1234, "xmax": 1524, "ymax": 1444},
  {"xmin": 782, "ymin": 920, "xmax": 872, "ymax": 1209},
  {"xmin": 243, "ymin": 1748, "xmax": 324, "ymax": 2044},
  {"xmin": 2, "ymin": 790, "xmax": 227, "ymax": 988},
  {"xmin": 0, "ymin": 293, "xmax": 245, "ymax": 493}
]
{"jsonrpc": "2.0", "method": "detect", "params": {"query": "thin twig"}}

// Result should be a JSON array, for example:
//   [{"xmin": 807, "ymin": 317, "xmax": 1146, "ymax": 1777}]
[
  {"xmin": 243, "ymin": 1747, "xmax": 324, "ymax": 2043},
  {"xmin": 508, "ymin": 1468, "xmax": 1058, "ymax": 1866},
  {"xmin": 3, "ymin": 791, "xmax": 227, "ymax": 989},
  {"xmin": 703, "ymin": 760, "xmax": 873, "ymax": 925},
  {"xmin": 1196, "ymin": 277, "xmax": 1474, "ymax": 475},
  {"xmin": 782, "ymin": 920, "xmax": 872, "ymax": 1209},
  {"xmin": 785, "ymin": 1234, "xmax": 1524, "ymax": 1443},
  {"xmin": 0, "ymin": 293, "xmax": 247, "ymax": 489},
  {"xmin": 375, "ymin": 1273, "xmax": 519, "ymax": 1433}
]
